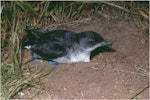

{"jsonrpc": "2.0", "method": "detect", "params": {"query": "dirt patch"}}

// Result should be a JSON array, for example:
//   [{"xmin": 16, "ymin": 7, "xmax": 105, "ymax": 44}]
[{"xmin": 20, "ymin": 16, "xmax": 149, "ymax": 99}]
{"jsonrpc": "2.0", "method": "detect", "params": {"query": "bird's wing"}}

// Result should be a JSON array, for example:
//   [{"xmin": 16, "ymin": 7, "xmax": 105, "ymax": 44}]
[{"xmin": 31, "ymin": 41, "xmax": 67, "ymax": 60}]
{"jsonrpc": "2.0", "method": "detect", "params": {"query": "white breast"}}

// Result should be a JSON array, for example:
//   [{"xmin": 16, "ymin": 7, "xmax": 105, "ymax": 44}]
[
  {"xmin": 52, "ymin": 43, "xmax": 102, "ymax": 63},
  {"xmin": 53, "ymin": 48, "xmax": 90, "ymax": 63},
  {"xmin": 53, "ymin": 53, "xmax": 90, "ymax": 63}
]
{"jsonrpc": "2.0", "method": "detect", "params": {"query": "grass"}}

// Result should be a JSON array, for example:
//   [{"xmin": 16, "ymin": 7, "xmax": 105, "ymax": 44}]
[
  {"xmin": 1, "ymin": 1, "xmax": 149, "ymax": 99},
  {"xmin": 7, "ymin": 68, "xmax": 55, "ymax": 99}
]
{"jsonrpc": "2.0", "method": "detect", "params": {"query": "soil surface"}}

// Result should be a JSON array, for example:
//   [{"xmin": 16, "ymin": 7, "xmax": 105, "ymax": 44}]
[{"xmin": 20, "ymin": 16, "xmax": 149, "ymax": 99}]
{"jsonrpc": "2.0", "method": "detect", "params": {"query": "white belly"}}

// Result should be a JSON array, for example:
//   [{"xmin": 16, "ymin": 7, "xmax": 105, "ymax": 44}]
[{"xmin": 53, "ymin": 51, "xmax": 90, "ymax": 63}]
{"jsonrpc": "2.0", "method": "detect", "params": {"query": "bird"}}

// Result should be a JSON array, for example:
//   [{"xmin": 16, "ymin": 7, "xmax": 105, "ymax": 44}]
[
  {"xmin": 22, "ymin": 29, "xmax": 112, "ymax": 63},
  {"xmin": 22, "ymin": 30, "xmax": 67, "ymax": 61}
]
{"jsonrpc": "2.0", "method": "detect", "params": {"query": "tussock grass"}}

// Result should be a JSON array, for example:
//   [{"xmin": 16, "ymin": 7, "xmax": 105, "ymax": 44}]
[{"xmin": 1, "ymin": 1, "xmax": 149, "ymax": 99}]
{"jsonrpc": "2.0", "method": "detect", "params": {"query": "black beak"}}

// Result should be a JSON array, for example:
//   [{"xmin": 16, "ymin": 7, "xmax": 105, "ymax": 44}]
[{"xmin": 100, "ymin": 41, "xmax": 112, "ymax": 47}]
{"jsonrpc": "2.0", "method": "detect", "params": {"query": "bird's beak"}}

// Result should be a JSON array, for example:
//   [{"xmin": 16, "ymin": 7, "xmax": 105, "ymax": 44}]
[{"xmin": 100, "ymin": 41, "xmax": 112, "ymax": 47}]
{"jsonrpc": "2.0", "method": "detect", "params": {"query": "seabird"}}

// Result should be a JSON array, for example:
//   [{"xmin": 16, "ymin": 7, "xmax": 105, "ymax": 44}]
[{"xmin": 22, "ymin": 29, "xmax": 111, "ymax": 63}]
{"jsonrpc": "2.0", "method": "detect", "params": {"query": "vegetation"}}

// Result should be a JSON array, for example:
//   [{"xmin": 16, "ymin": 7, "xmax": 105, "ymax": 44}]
[{"xmin": 1, "ymin": 1, "xmax": 149, "ymax": 99}]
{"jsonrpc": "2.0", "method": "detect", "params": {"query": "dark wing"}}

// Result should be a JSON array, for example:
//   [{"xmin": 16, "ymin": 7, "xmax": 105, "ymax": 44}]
[
  {"xmin": 22, "ymin": 29, "xmax": 53, "ymax": 48},
  {"xmin": 30, "ymin": 41, "xmax": 67, "ymax": 60},
  {"xmin": 23, "ymin": 29, "xmax": 79, "ymax": 50},
  {"xmin": 40, "ymin": 30, "xmax": 79, "ymax": 48}
]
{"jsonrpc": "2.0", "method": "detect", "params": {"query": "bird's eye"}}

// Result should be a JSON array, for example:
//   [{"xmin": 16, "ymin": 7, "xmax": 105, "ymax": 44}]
[{"xmin": 89, "ymin": 39, "xmax": 94, "ymax": 43}]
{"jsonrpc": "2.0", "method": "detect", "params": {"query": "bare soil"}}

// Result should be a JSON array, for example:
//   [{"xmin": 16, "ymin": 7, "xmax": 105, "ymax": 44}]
[{"xmin": 20, "ymin": 16, "xmax": 149, "ymax": 99}]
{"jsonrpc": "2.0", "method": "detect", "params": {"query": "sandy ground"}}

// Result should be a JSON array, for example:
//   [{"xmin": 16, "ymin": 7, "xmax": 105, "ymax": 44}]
[{"xmin": 20, "ymin": 16, "xmax": 149, "ymax": 99}]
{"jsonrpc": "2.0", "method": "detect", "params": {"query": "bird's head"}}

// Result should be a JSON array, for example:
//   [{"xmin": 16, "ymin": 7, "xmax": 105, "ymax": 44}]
[{"xmin": 78, "ymin": 31, "xmax": 111, "ymax": 52}]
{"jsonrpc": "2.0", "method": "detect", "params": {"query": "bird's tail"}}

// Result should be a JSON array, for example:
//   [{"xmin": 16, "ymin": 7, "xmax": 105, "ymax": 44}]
[{"xmin": 21, "ymin": 29, "xmax": 41, "ymax": 49}]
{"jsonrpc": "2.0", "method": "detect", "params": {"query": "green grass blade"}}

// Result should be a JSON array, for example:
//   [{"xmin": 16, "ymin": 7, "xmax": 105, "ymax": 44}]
[
  {"xmin": 101, "ymin": 1, "xmax": 130, "ymax": 13},
  {"xmin": 7, "ymin": 68, "xmax": 55, "ymax": 99}
]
